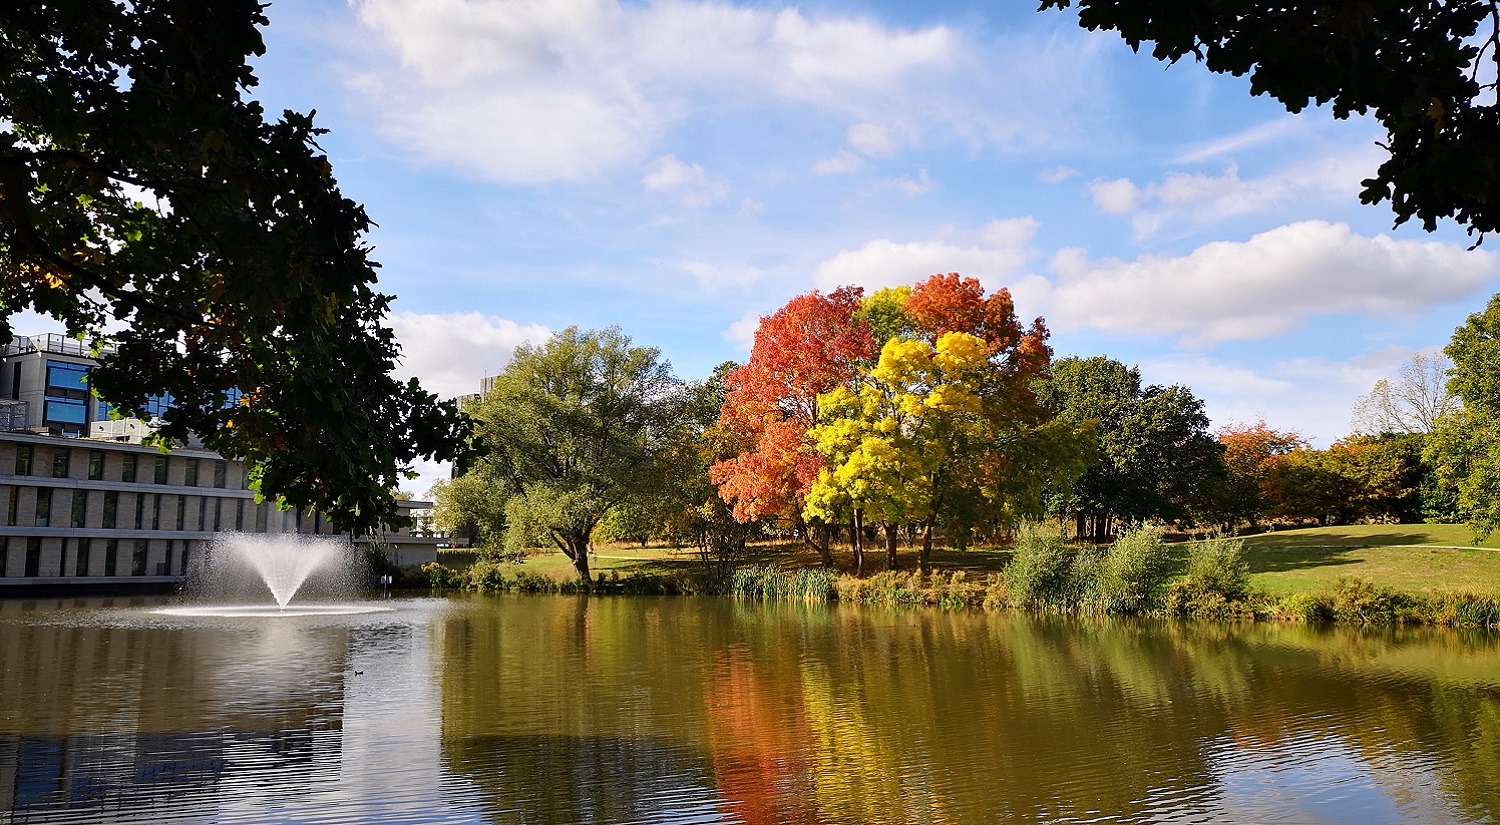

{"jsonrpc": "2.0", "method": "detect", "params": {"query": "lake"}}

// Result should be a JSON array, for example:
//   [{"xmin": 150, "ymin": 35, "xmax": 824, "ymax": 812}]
[{"xmin": 1, "ymin": 594, "xmax": 1496, "ymax": 824}]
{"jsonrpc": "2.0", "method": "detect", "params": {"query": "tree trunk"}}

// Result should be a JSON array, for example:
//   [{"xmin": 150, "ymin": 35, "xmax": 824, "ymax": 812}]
[
  {"xmin": 560, "ymin": 531, "xmax": 591, "ymax": 581},
  {"xmin": 805, "ymin": 518, "xmax": 834, "ymax": 568},
  {"xmin": 884, "ymin": 522, "xmax": 898, "ymax": 570},
  {"xmin": 851, "ymin": 511, "xmax": 864, "ymax": 577},
  {"xmin": 919, "ymin": 517, "xmax": 934, "ymax": 574}
]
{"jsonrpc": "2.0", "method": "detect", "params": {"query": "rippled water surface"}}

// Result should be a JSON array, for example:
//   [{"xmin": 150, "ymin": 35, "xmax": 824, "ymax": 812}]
[{"xmin": 1, "ymin": 594, "xmax": 1497, "ymax": 824}]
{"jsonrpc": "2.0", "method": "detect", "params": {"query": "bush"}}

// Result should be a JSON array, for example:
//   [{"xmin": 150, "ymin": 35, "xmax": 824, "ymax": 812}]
[
  {"xmin": 1331, "ymin": 577, "xmax": 1424, "ymax": 624},
  {"xmin": 1089, "ymin": 526, "xmax": 1173, "ymax": 614},
  {"xmin": 1004, "ymin": 524, "xmax": 1078, "ymax": 609},
  {"xmin": 1277, "ymin": 592, "xmax": 1334, "ymax": 623},
  {"xmin": 1183, "ymin": 535, "xmax": 1250, "ymax": 601},
  {"xmin": 1426, "ymin": 591, "xmax": 1500, "ymax": 628}
]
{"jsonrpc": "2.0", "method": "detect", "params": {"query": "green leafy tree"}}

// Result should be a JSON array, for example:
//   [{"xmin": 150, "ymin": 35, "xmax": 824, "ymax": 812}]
[
  {"xmin": 0, "ymin": 1, "xmax": 463, "ymax": 531},
  {"xmin": 1426, "ymin": 293, "xmax": 1500, "ymax": 537},
  {"xmin": 428, "ymin": 474, "xmax": 509, "ymax": 550},
  {"xmin": 470, "ymin": 327, "xmax": 680, "ymax": 580},
  {"xmin": 1042, "ymin": 0, "xmax": 1500, "ymax": 238},
  {"xmin": 1040, "ymin": 356, "xmax": 1225, "ymax": 539}
]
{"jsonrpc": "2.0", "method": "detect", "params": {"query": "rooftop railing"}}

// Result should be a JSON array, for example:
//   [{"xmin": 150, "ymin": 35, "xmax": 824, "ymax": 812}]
[{"xmin": 1, "ymin": 334, "xmax": 116, "ymax": 358}]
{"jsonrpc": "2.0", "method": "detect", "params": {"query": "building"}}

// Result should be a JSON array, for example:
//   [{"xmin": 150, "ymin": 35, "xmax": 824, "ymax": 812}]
[{"xmin": 0, "ymin": 334, "xmax": 444, "ymax": 589}]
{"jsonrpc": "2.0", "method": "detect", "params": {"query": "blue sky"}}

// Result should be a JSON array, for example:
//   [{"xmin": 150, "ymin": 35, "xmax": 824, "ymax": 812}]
[{"xmin": 49, "ymin": 0, "xmax": 1500, "ymax": 495}]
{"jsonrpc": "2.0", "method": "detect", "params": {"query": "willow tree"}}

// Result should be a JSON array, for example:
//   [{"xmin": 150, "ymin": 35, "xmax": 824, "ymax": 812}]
[{"xmin": 470, "ymin": 327, "xmax": 680, "ymax": 581}]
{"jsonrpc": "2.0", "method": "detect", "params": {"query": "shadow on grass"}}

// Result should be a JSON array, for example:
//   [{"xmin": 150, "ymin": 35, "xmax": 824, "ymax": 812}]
[{"xmin": 1237, "ymin": 531, "xmax": 1439, "ymax": 575}]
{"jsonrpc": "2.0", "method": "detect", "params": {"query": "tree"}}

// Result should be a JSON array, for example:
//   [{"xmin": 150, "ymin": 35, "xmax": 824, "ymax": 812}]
[
  {"xmin": 470, "ymin": 327, "xmax": 679, "ymax": 580},
  {"xmin": 1351, "ymin": 353, "xmax": 1461, "ymax": 435},
  {"xmin": 1040, "ymin": 356, "xmax": 1225, "ymax": 539},
  {"xmin": 1264, "ymin": 436, "xmax": 1424, "ymax": 524},
  {"xmin": 1042, "ymin": 0, "xmax": 1500, "ymax": 239},
  {"xmin": 428, "ymin": 474, "xmax": 509, "ymax": 549},
  {"xmin": 0, "ymin": 1, "xmax": 463, "ymax": 532},
  {"xmin": 710, "ymin": 288, "xmax": 875, "ymax": 566},
  {"xmin": 1426, "ymin": 293, "xmax": 1500, "ymax": 537},
  {"xmin": 1216, "ymin": 420, "xmax": 1305, "ymax": 528}
]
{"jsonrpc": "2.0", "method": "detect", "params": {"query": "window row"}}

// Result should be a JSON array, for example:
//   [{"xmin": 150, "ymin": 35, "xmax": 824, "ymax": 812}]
[
  {"xmin": 0, "ymin": 536, "xmax": 192, "ymax": 578},
  {"xmin": 8, "ymin": 444, "xmax": 234, "ymax": 488},
  {"xmin": 0, "ymin": 487, "xmax": 332, "ymax": 536}
]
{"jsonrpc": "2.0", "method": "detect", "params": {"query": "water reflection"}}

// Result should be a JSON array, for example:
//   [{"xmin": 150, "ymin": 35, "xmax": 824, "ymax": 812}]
[{"xmin": 0, "ymin": 595, "xmax": 1496, "ymax": 824}]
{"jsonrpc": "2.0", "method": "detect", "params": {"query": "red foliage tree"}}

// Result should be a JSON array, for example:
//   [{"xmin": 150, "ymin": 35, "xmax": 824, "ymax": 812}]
[
  {"xmin": 709, "ymin": 287, "xmax": 875, "ymax": 565},
  {"xmin": 1217, "ymin": 419, "xmax": 1305, "ymax": 527}
]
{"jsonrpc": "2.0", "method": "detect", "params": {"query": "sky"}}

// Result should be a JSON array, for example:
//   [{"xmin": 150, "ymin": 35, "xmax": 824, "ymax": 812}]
[{"xmin": 32, "ymin": 0, "xmax": 1500, "ymax": 498}]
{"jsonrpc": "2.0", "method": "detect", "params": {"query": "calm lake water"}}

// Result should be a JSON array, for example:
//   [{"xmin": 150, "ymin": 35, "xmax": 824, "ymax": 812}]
[{"xmin": 0, "ymin": 594, "xmax": 1497, "ymax": 824}]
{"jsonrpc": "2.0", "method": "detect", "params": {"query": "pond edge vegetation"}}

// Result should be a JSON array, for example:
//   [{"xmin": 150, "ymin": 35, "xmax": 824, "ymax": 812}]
[{"xmin": 416, "ymin": 526, "xmax": 1500, "ymax": 630}]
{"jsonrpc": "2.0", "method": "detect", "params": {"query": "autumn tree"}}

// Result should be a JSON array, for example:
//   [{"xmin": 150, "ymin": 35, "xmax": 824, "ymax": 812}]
[
  {"xmin": 806, "ymin": 274, "xmax": 1089, "ymax": 573},
  {"xmin": 470, "ymin": 327, "xmax": 680, "ymax": 581},
  {"xmin": 710, "ymin": 288, "xmax": 875, "ymax": 567},
  {"xmin": 0, "ymin": 0, "xmax": 463, "ymax": 532},
  {"xmin": 1264, "ymin": 436, "xmax": 1424, "ymax": 525},
  {"xmin": 1216, "ymin": 420, "xmax": 1305, "ymax": 529},
  {"xmin": 1040, "ymin": 356, "xmax": 1225, "ymax": 540},
  {"xmin": 1042, "ymin": 0, "xmax": 1500, "ymax": 239},
  {"xmin": 1351, "ymin": 353, "xmax": 1461, "ymax": 435}
]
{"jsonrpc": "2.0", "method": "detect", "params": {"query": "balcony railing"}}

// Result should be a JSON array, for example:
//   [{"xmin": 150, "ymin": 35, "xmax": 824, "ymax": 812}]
[{"xmin": 1, "ymin": 334, "xmax": 116, "ymax": 358}]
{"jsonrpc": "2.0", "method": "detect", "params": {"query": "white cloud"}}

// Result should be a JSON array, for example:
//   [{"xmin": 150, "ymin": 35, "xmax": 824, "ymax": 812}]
[
  {"xmin": 724, "ymin": 309, "xmax": 762, "ymax": 350},
  {"xmin": 387, "ymin": 311, "xmax": 550, "ymax": 399},
  {"xmin": 1140, "ymin": 346, "xmax": 1423, "ymax": 445},
  {"xmin": 811, "ymin": 150, "xmax": 863, "ymax": 176},
  {"xmin": 811, "ymin": 216, "xmax": 1040, "ymax": 293},
  {"xmin": 681, "ymin": 260, "xmax": 763, "ymax": 290},
  {"xmin": 642, "ymin": 154, "xmax": 728, "ymax": 206},
  {"xmin": 1089, "ymin": 148, "xmax": 1382, "ymax": 237},
  {"xmin": 885, "ymin": 169, "xmax": 935, "ymax": 197},
  {"xmin": 1038, "ymin": 165, "xmax": 1078, "ymax": 184},
  {"xmin": 1174, "ymin": 116, "xmax": 1307, "ymax": 164},
  {"xmin": 1043, "ymin": 221, "xmax": 1497, "ymax": 346},
  {"xmin": 1088, "ymin": 178, "xmax": 1139, "ymax": 215},
  {"xmin": 349, "ymin": 0, "xmax": 967, "ymax": 183}
]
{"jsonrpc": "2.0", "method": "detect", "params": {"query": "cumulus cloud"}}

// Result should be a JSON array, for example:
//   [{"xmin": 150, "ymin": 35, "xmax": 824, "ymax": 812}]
[
  {"xmin": 884, "ymin": 169, "xmax": 935, "ymax": 197},
  {"xmin": 681, "ymin": 260, "xmax": 763, "ymax": 290},
  {"xmin": 811, "ymin": 217, "xmax": 1041, "ymax": 293},
  {"xmin": 811, "ymin": 150, "xmax": 863, "ymax": 176},
  {"xmin": 1038, "ymin": 165, "xmax": 1078, "ymax": 183},
  {"xmin": 387, "ymin": 311, "xmax": 550, "ymax": 399},
  {"xmin": 1088, "ymin": 148, "xmax": 1382, "ymax": 236},
  {"xmin": 349, "ymin": 0, "xmax": 971, "ymax": 183},
  {"xmin": 724, "ymin": 309, "xmax": 762, "ymax": 350},
  {"xmin": 642, "ymin": 154, "xmax": 728, "ymax": 206},
  {"xmin": 1043, "ymin": 221, "xmax": 1498, "ymax": 346}
]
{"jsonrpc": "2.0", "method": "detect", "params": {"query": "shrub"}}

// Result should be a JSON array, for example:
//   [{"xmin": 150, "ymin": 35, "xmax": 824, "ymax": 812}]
[
  {"xmin": 1331, "ymin": 577, "xmax": 1424, "ymax": 624},
  {"xmin": 1427, "ymin": 592, "xmax": 1500, "ymax": 628},
  {"xmin": 1004, "ymin": 524, "xmax": 1077, "ymax": 609},
  {"xmin": 1089, "ymin": 526, "xmax": 1174, "ymax": 614},
  {"xmin": 1183, "ymin": 535, "xmax": 1250, "ymax": 601},
  {"xmin": 1277, "ymin": 592, "xmax": 1334, "ymax": 623}
]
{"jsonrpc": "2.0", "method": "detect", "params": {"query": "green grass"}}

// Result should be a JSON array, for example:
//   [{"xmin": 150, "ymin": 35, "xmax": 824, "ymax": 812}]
[{"xmin": 1234, "ymin": 524, "xmax": 1500, "ymax": 595}]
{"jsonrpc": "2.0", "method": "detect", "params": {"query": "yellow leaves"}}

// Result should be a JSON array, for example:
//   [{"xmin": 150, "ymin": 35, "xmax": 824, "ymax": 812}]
[{"xmin": 934, "ymin": 331, "xmax": 987, "ymax": 373}]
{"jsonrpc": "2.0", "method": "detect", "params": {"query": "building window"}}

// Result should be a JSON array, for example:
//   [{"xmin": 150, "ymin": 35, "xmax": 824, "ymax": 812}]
[
  {"xmin": 43, "ymin": 398, "xmax": 88, "ymax": 427},
  {"xmin": 52, "ymin": 448, "xmax": 69, "ymax": 478},
  {"xmin": 134, "ymin": 493, "xmax": 146, "ymax": 530},
  {"xmin": 34, "ymin": 488, "xmax": 51, "ymax": 527},
  {"xmin": 213, "ymin": 461, "xmax": 226, "ymax": 488},
  {"xmin": 25, "ymin": 537, "xmax": 41, "ymax": 577},
  {"xmin": 76, "ymin": 538, "xmax": 91, "ymax": 577},
  {"xmin": 197, "ymin": 496, "xmax": 206, "ymax": 531},
  {"xmin": 14, "ymin": 444, "xmax": 32, "ymax": 475},
  {"xmin": 104, "ymin": 539, "xmax": 119, "ymax": 576},
  {"xmin": 0, "ymin": 536, "xmax": 8, "ymax": 575},
  {"xmin": 102, "ymin": 490, "xmax": 118, "ymax": 529},
  {"xmin": 213, "ymin": 498, "xmax": 223, "ymax": 531},
  {"xmin": 121, "ymin": 453, "xmax": 137, "ymax": 482},
  {"xmin": 153, "ymin": 454, "xmax": 168, "ymax": 484},
  {"xmin": 45, "ymin": 361, "xmax": 89, "ymax": 394},
  {"xmin": 255, "ymin": 502, "xmax": 267, "ymax": 533},
  {"xmin": 184, "ymin": 458, "xmax": 198, "ymax": 487},
  {"xmin": 132, "ymin": 539, "xmax": 148, "ymax": 576},
  {"xmin": 166, "ymin": 539, "xmax": 176, "ymax": 575},
  {"xmin": 88, "ymin": 450, "xmax": 104, "ymax": 480},
  {"xmin": 71, "ymin": 490, "xmax": 87, "ymax": 528},
  {"xmin": 5, "ymin": 485, "xmax": 16, "ymax": 526},
  {"xmin": 236, "ymin": 499, "xmax": 245, "ymax": 531},
  {"xmin": 175, "ymin": 496, "xmax": 186, "ymax": 530}
]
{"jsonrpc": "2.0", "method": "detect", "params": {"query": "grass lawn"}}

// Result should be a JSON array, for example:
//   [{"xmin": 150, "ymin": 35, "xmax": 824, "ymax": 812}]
[
  {"xmin": 451, "ymin": 523, "xmax": 1500, "ymax": 596},
  {"xmin": 1235, "ymin": 524, "xmax": 1500, "ymax": 595}
]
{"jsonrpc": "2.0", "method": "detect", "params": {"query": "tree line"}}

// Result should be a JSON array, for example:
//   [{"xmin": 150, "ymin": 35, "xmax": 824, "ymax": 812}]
[{"xmin": 436, "ymin": 277, "xmax": 1500, "ymax": 580}]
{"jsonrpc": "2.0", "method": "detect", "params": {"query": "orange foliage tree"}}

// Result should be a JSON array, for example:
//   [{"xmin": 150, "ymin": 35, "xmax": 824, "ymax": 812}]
[{"xmin": 1216, "ymin": 420, "xmax": 1304, "ymax": 528}]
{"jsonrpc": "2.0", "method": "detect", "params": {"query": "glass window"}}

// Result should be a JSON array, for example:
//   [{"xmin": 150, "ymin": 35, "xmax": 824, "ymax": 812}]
[
  {"xmin": 71, "ymin": 490, "xmax": 87, "ymax": 528},
  {"xmin": 102, "ymin": 490, "xmax": 118, "ymax": 529},
  {"xmin": 43, "ymin": 398, "xmax": 88, "ymax": 425},
  {"xmin": 52, "ymin": 448, "xmax": 69, "ymax": 478},
  {"xmin": 25, "ymin": 537, "xmax": 41, "ymax": 577},
  {"xmin": 121, "ymin": 453, "xmax": 137, "ymax": 483},
  {"xmin": 14, "ymin": 444, "xmax": 32, "ymax": 475},
  {"xmin": 6, "ymin": 485, "xmax": 17, "ymax": 526},
  {"xmin": 45, "ymin": 361, "xmax": 89, "ymax": 393},
  {"xmin": 197, "ymin": 496, "xmax": 206, "ymax": 531},
  {"xmin": 88, "ymin": 450, "xmax": 104, "ymax": 480},
  {"xmin": 175, "ymin": 496, "xmax": 186, "ymax": 530},
  {"xmin": 213, "ymin": 461, "xmax": 226, "ymax": 488},
  {"xmin": 76, "ymin": 538, "xmax": 91, "ymax": 577},
  {"xmin": 153, "ymin": 454, "xmax": 167, "ymax": 484},
  {"xmin": 235, "ymin": 499, "xmax": 245, "ymax": 531},
  {"xmin": 34, "ymin": 488, "xmax": 50, "ymax": 527},
  {"xmin": 143, "ymin": 393, "xmax": 173, "ymax": 419},
  {"xmin": 104, "ymin": 539, "xmax": 118, "ymax": 576},
  {"xmin": 134, "ymin": 493, "xmax": 146, "ymax": 529},
  {"xmin": 184, "ymin": 459, "xmax": 198, "ymax": 487},
  {"xmin": 255, "ymin": 502, "xmax": 267, "ymax": 533},
  {"xmin": 132, "ymin": 539, "xmax": 147, "ymax": 576}
]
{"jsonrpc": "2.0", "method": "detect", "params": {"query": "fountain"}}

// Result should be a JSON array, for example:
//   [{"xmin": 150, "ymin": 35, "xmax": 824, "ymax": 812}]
[{"xmin": 154, "ymin": 533, "xmax": 394, "ymax": 617}]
